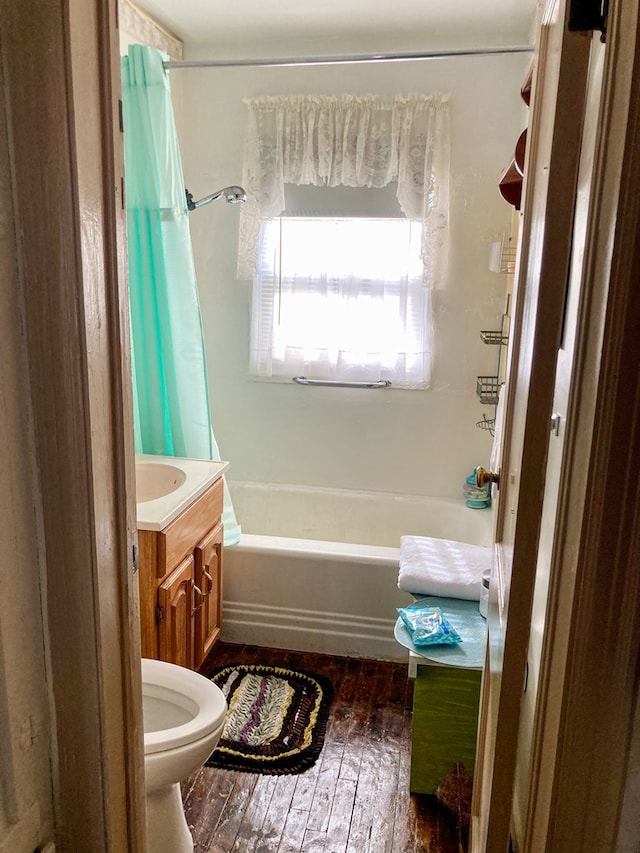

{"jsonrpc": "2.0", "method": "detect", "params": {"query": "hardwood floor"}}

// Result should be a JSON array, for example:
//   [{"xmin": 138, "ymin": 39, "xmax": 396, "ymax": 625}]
[{"xmin": 182, "ymin": 643, "xmax": 470, "ymax": 853}]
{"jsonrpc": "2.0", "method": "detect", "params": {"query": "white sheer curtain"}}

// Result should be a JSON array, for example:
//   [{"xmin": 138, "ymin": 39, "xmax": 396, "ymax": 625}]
[
  {"xmin": 237, "ymin": 93, "xmax": 451, "ymax": 286},
  {"xmin": 250, "ymin": 217, "xmax": 432, "ymax": 387}
]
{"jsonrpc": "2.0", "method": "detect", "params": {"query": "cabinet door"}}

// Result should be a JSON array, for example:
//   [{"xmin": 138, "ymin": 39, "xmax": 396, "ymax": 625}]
[
  {"xmin": 158, "ymin": 555, "xmax": 195, "ymax": 669},
  {"xmin": 410, "ymin": 665, "xmax": 482, "ymax": 794},
  {"xmin": 194, "ymin": 521, "xmax": 223, "ymax": 669}
]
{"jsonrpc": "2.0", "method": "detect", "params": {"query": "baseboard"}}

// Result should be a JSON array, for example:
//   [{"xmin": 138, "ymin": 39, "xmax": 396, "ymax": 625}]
[{"xmin": 222, "ymin": 599, "xmax": 406, "ymax": 661}]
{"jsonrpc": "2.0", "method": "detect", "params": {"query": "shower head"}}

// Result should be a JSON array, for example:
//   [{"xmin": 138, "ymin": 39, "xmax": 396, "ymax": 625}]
[
  {"xmin": 185, "ymin": 185, "xmax": 247, "ymax": 211},
  {"xmin": 222, "ymin": 186, "xmax": 248, "ymax": 204}
]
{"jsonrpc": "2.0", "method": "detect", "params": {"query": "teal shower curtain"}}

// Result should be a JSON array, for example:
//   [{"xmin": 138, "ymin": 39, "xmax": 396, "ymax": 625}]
[{"xmin": 121, "ymin": 44, "xmax": 240, "ymax": 545}]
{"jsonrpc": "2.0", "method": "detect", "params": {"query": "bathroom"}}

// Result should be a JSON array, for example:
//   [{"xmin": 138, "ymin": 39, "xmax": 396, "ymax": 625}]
[
  {"xmin": 119, "ymin": 0, "xmax": 531, "ymax": 847},
  {"xmin": 1, "ymin": 0, "xmax": 532, "ymax": 845},
  {"xmin": 122, "ymin": 0, "xmax": 531, "ymax": 660},
  {"xmin": 4, "ymin": 1, "xmax": 640, "ymax": 851}
]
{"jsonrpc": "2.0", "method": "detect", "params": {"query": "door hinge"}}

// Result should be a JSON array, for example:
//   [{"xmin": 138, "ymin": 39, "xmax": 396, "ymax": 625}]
[
  {"xmin": 156, "ymin": 605, "xmax": 165, "ymax": 623},
  {"xmin": 569, "ymin": 0, "xmax": 609, "ymax": 42},
  {"xmin": 118, "ymin": 99, "xmax": 124, "ymax": 133}
]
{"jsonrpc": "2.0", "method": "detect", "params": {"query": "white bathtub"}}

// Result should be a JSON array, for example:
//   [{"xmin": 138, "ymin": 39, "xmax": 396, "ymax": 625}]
[{"xmin": 223, "ymin": 481, "xmax": 494, "ymax": 661}]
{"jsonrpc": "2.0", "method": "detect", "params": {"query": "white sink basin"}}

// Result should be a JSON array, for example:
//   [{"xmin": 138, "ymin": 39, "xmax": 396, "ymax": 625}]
[
  {"xmin": 135, "ymin": 455, "xmax": 230, "ymax": 531},
  {"xmin": 135, "ymin": 462, "xmax": 187, "ymax": 503}
]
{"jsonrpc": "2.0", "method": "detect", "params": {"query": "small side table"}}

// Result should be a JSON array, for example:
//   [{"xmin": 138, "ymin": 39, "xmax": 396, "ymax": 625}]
[{"xmin": 394, "ymin": 596, "xmax": 486, "ymax": 794}]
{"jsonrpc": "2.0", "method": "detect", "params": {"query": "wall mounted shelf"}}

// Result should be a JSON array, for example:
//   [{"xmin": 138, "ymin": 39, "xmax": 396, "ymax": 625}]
[
  {"xmin": 476, "ymin": 375, "xmax": 501, "ymax": 406},
  {"xmin": 489, "ymin": 234, "xmax": 517, "ymax": 274},
  {"xmin": 480, "ymin": 330, "xmax": 509, "ymax": 345}
]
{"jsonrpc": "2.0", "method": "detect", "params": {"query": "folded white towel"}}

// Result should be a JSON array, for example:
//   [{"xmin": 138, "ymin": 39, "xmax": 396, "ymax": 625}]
[{"xmin": 398, "ymin": 535, "xmax": 492, "ymax": 601}]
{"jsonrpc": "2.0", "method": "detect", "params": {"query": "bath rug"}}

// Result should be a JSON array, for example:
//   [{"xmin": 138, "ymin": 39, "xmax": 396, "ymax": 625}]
[{"xmin": 205, "ymin": 664, "xmax": 333, "ymax": 774}]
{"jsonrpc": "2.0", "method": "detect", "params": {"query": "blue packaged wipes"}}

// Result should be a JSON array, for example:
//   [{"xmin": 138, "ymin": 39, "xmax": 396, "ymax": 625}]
[{"xmin": 397, "ymin": 602, "xmax": 463, "ymax": 646}]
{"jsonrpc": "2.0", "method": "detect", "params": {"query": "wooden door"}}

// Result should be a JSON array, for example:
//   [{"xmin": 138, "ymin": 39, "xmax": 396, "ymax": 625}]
[
  {"xmin": 470, "ymin": 2, "xmax": 592, "ymax": 849},
  {"xmin": 159, "ymin": 556, "xmax": 195, "ymax": 669},
  {"xmin": 510, "ymin": 32, "xmax": 606, "ymax": 847},
  {"xmin": 194, "ymin": 521, "xmax": 224, "ymax": 669},
  {"xmin": 517, "ymin": 0, "xmax": 640, "ymax": 845}
]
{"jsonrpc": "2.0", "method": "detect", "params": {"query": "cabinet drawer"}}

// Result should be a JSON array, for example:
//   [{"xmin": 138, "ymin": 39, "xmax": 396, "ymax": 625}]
[{"xmin": 157, "ymin": 477, "xmax": 224, "ymax": 576}]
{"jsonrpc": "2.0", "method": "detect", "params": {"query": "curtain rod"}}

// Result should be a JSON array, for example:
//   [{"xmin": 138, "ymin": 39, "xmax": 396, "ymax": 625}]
[{"xmin": 163, "ymin": 45, "xmax": 534, "ymax": 70}]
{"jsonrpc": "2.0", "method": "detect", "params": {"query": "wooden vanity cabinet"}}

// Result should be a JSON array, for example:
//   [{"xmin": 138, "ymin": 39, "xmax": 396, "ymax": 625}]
[{"xmin": 138, "ymin": 476, "xmax": 224, "ymax": 670}]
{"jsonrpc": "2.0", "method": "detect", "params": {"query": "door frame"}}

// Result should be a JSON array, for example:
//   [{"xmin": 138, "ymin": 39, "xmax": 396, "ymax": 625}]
[
  {"xmin": 521, "ymin": 1, "xmax": 640, "ymax": 848},
  {"xmin": 2, "ymin": 1, "xmax": 145, "ymax": 850}
]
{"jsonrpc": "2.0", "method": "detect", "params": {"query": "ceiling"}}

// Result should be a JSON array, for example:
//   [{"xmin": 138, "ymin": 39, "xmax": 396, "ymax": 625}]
[{"xmin": 131, "ymin": 0, "xmax": 538, "ymax": 59}]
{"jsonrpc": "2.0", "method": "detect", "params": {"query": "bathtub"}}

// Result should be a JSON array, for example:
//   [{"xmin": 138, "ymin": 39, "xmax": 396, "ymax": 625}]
[{"xmin": 222, "ymin": 481, "xmax": 494, "ymax": 661}]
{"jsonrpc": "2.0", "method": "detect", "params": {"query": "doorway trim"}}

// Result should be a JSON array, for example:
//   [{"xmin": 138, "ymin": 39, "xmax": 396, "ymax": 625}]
[{"xmin": 2, "ymin": 0, "xmax": 145, "ymax": 849}]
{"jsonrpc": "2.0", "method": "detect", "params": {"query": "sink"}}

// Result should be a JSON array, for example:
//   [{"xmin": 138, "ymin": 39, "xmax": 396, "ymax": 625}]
[
  {"xmin": 135, "ymin": 455, "xmax": 230, "ymax": 531},
  {"xmin": 135, "ymin": 462, "xmax": 187, "ymax": 503}
]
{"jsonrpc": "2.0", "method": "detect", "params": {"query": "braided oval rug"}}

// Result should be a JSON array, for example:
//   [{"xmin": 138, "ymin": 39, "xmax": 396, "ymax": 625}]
[{"xmin": 205, "ymin": 664, "xmax": 333, "ymax": 774}]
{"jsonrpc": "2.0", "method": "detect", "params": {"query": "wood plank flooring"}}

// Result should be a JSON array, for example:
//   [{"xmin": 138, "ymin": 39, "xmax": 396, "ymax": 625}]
[{"xmin": 182, "ymin": 643, "xmax": 470, "ymax": 853}]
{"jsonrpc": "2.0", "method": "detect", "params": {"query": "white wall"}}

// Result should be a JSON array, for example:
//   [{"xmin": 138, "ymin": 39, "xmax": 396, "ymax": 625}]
[
  {"xmin": 0, "ymin": 68, "xmax": 54, "ymax": 853},
  {"xmin": 176, "ymin": 50, "xmax": 529, "ymax": 501}
]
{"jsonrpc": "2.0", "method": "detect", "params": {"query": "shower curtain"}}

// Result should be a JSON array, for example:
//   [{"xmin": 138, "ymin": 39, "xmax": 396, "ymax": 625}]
[{"xmin": 121, "ymin": 44, "xmax": 240, "ymax": 546}]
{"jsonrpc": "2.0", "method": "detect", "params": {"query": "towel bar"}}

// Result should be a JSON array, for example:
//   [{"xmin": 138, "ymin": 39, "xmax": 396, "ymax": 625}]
[{"xmin": 293, "ymin": 376, "xmax": 391, "ymax": 389}]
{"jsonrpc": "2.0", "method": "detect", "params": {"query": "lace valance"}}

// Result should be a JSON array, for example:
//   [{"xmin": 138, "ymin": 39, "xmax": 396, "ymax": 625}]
[{"xmin": 237, "ymin": 93, "xmax": 450, "ymax": 286}]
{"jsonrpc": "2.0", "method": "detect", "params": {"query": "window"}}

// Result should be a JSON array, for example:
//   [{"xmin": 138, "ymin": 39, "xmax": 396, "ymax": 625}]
[
  {"xmin": 250, "ymin": 214, "xmax": 432, "ymax": 388},
  {"xmin": 239, "ymin": 93, "xmax": 450, "ymax": 389}
]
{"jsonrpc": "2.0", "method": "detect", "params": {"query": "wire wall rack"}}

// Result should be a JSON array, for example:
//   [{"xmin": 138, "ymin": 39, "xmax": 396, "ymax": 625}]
[
  {"xmin": 476, "ymin": 278, "xmax": 511, "ymax": 432},
  {"xmin": 476, "ymin": 375, "xmax": 501, "ymax": 406},
  {"xmin": 480, "ymin": 329, "xmax": 509, "ymax": 346},
  {"xmin": 476, "ymin": 413, "xmax": 496, "ymax": 437},
  {"xmin": 489, "ymin": 234, "xmax": 517, "ymax": 274}
]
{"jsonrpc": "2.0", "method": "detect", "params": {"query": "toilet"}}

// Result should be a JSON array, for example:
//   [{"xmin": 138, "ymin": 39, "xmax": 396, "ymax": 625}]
[{"xmin": 141, "ymin": 658, "xmax": 228, "ymax": 853}]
